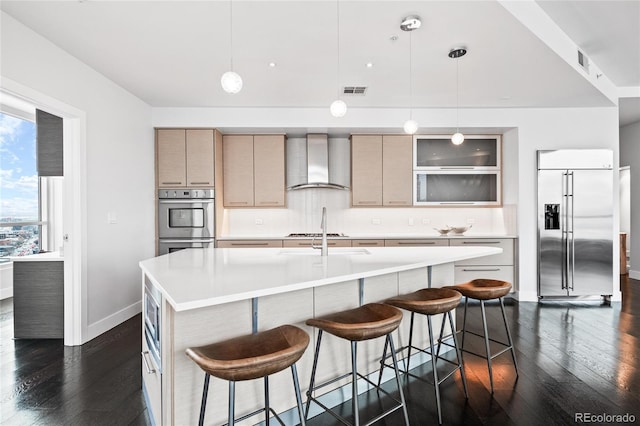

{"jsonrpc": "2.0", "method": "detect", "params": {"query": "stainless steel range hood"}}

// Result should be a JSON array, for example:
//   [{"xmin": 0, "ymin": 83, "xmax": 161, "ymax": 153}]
[{"xmin": 287, "ymin": 134, "xmax": 350, "ymax": 190}]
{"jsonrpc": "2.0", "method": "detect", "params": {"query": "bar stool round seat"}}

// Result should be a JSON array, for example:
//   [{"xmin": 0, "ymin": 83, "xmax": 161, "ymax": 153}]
[
  {"xmin": 381, "ymin": 288, "xmax": 467, "ymax": 424},
  {"xmin": 444, "ymin": 278, "xmax": 518, "ymax": 394},
  {"xmin": 306, "ymin": 302, "xmax": 403, "ymax": 341},
  {"xmin": 304, "ymin": 303, "xmax": 409, "ymax": 426},
  {"xmin": 385, "ymin": 288, "xmax": 462, "ymax": 315},
  {"xmin": 447, "ymin": 278, "xmax": 511, "ymax": 300},
  {"xmin": 186, "ymin": 325, "xmax": 309, "ymax": 426}
]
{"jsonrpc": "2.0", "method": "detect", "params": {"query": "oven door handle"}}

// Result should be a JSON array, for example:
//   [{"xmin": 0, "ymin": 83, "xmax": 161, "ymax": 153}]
[{"xmin": 158, "ymin": 199, "xmax": 213, "ymax": 204}]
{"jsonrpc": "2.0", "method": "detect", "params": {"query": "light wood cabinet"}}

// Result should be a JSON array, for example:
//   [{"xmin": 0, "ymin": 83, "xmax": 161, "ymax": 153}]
[
  {"xmin": 254, "ymin": 135, "xmax": 286, "ymax": 207},
  {"xmin": 223, "ymin": 135, "xmax": 254, "ymax": 207},
  {"xmin": 382, "ymin": 135, "xmax": 413, "ymax": 206},
  {"xmin": 351, "ymin": 135, "xmax": 383, "ymax": 206},
  {"xmin": 156, "ymin": 129, "xmax": 215, "ymax": 188},
  {"xmin": 351, "ymin": 134, "xmax": 412, "ymax": 207},
  {"xmin": 385, "ymin": 239, "xmax": 449, "ymax": 247},
  {"xmin": 450, "ymin": 238, "xmax": 516, "ymax": 289},
  {"xmin": 157, "ymin": 129, "xmax": 186, "ymax": 187},
  {"xmin": 351, "ymin": 239, "xmax": 385, "ymax": 247},
  {"xmin": 282, "ymin": 239, "xmax": 351, "ymax": 248},
  {"xmin": 223, "ymin": 134, "xmax": 285, "ymax": 207},
  {"xmin": 217, "ymin": 240, "xmax": 283, "ymax": 248}
]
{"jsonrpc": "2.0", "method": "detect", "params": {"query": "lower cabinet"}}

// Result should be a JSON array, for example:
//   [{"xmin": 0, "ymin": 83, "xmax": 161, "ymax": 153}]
[
  {"xmin": 217, "ymin": 240, "xmax": 283, "ymax": 248},
  {"xmin": 450, "ymin": 238, "xmax": 516, "ymax": 289},
  {"xmin": 283, "ymin": 239, "xmax": 351, "ymax": 248}
]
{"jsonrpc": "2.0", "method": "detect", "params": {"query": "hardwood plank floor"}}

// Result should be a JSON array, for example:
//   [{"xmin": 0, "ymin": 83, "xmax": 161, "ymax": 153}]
[{"xmin": 1, "ymin": 277, "xmax": 638, "ymax": 425}]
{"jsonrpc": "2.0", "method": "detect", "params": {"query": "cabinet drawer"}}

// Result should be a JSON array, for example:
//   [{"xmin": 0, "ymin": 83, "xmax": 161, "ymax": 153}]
[
  {"xmin": 351, "ymin": 239, "xmax": 385, "ymax": 247},
  {"xmin": 217, "ymin": 240, "xmax": 283, "ymax": 248},
  {"xmin": 385, "ymin": 239, "xmax": 449, "ymax": 247},
  {"xmin": 450, "ymin": 238, "xmax": 514, "ymax": 265},
  {"xmin": 454, "ymin": 266, "xmax": 514, "ymax": 289},
  {"xmin": 283, "ymin": 239, "xmax": 351, "ymax": 248}
]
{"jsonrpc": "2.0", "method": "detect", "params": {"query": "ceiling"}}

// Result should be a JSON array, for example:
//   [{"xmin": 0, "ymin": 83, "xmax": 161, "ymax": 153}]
[{"xmin": 1, "ymin": 1, "xmax": 639, "ymax": 126}]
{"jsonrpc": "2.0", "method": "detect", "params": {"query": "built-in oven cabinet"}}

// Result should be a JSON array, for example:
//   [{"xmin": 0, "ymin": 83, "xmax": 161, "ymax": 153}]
[
  {"xmin": 156, "ymin": 129, "xmax": 215, "ymax": 188},
  {"xmin": 450, "ymin": 238, "xmax": 516, "ymax": 290},
  {"xmin": 283, "ymin": 239, "xmax": 352, "ymax": 248}
]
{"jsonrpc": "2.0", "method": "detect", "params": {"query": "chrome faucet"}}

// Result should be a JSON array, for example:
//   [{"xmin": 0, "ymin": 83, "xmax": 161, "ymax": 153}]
[{"xmin": 312, "ymin": 207, "xmax": 329, "ymax": 256}]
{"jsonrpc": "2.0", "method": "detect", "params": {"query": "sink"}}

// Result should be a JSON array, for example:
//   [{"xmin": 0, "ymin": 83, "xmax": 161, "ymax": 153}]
[{"xmin": 278, "ymin": 248, "xmax": 371, "ymax": 256}]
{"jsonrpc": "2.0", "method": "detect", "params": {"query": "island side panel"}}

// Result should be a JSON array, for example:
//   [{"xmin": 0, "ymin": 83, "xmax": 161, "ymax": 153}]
[{"xmin": 170, "ymin": 299, "xmax": 253, "ymax": 426}]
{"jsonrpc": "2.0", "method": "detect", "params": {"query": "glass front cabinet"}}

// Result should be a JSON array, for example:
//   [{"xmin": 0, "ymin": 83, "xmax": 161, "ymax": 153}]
[{"xmin": 413, "ymin": 135, "xmax": 502, "ymax": 206}]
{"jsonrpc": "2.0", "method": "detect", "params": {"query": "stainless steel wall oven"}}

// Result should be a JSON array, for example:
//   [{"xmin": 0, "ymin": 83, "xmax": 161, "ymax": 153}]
[{"xmin": 157, "ymin": 188, "xmax": 215, "ymax": 255}]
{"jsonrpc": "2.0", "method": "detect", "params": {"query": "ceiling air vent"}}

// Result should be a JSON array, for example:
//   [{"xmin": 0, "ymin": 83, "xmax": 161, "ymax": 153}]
[
  {"xmin": 577, "ymin": 50, "xmax": 590, "ymax": 73},
  {"xmin": 342, "ymin": 86, "xmax": 368, "ymax": 95}
]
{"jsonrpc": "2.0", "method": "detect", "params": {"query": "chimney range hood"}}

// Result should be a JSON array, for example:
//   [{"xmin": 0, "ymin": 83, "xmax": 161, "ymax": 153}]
[{"xmin": 287, "ymin": 134, "xmax": 350, "ymax": 190}]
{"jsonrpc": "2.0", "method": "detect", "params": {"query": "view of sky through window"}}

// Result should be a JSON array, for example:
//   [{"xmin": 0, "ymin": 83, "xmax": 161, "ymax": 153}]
[{"xmin": 0, "ymin": 112, "xmax": 39, "ymax": 256}]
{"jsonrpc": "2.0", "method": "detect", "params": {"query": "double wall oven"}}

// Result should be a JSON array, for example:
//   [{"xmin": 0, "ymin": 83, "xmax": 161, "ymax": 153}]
[{"xmin": 157, "ymin": 188, "xmax": 215, "ymax": 255}]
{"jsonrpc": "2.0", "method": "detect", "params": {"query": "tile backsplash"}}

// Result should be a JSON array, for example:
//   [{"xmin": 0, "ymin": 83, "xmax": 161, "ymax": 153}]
[{"xmin": 223, "ymin": 189, "xmax": 516, "ymax": 237}]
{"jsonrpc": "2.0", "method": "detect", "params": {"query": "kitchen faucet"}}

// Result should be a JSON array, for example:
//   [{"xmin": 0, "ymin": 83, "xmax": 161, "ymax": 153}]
[{"xmin": 312, "ymin": 207, "xmax": 328, "ymax": 256}]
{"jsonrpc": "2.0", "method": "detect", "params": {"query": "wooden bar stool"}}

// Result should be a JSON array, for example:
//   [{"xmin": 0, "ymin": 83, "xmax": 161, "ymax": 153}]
[
  {"xmin": 304, "ymin": 303, "xmax": 409, "ymax": 426},
  {"xmin": 380, "ymin": 288, "xmax": 467, "ymax": 425},
  {"xmin": 185, "ymin": 324, "xmax": 309, "ymax": 426},
  {"xmin": 445, "ymin": 279, "xmax": 519, "ymax": 393}
]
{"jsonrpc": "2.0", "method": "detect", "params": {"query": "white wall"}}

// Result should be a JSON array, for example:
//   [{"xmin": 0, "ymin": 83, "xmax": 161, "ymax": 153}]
[
  {"xmin": 1, "ymin": 12, "xmax": 155, "ymax": 342},
  {"xmin": 620, "ymin": 121, "xmax": 640, "ymax": 279},
  {"xmin": 154, "ymin": 104, "xmax": 620, "ymax": 301}
]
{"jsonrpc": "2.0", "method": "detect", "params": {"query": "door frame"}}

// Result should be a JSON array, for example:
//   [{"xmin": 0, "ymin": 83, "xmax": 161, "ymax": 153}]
[{"xmin": 1, "ymin": 78, "xmax": 87, "ymax": 346}]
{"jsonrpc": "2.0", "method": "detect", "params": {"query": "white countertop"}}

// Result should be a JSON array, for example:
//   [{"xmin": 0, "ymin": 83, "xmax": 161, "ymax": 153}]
[
  {"xmin": 139, "ymin": 246, "xmax": 502, "ymax": 312},
  {"xmin": 9, "ymin": 251, "xmax": 64, "ymax": 262},
  {"xmin": 217, "ymin": 234, "xmax": 518, "ymax": 240}
]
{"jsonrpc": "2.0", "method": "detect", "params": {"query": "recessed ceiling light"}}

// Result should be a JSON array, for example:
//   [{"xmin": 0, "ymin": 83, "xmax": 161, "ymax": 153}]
[
  {"xmin": 390, "ymin": 35, "xmax": 398, "ymax": 42},
  {"xmin": 268, "ymin": 62, "xmax": 277, "ymax": 68},
  {"xmin": 366, "ymin": 62, "xmax": 374, "ymax": 68}
]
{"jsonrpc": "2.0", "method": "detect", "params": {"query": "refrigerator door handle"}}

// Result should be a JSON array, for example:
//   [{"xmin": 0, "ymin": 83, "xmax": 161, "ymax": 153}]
[
  {"xmin": 561, "ymin": 172, "xmax": 568, "ymax": 290},
  {"xmin": 568, "ymin": 171, "xmax": 575, "ymax": 291}
]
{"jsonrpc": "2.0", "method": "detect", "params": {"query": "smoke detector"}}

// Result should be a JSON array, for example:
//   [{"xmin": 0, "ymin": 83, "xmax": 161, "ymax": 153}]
[{"xmin": 400, "ymin": 16, "xmax": 421, "ymax": 32}]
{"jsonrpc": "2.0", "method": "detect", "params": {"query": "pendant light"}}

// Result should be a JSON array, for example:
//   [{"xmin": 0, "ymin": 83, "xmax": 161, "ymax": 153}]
[
  {"xmin": 330, "ymin": 0, "xmax": 347, "ymax": 117},
  {"xmin": 221, "ymin": 0, "xmax": 243, "ymax": 94},
  {"xmin": 449, "ymin": 47, "xmax": 467, "ymax": 145},
  {"xmin": 401, "ymin": 16, "xmax": 421, "ymax": 134}
]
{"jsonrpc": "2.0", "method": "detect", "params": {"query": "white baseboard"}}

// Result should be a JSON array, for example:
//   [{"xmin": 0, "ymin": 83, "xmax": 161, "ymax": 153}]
[
  {"xmin": 86, "ymin": 300, "xmax": 142, "ymax": 343},
  {"xmin": 513, "ymin": 290, "xmax": 538, "ymax": 302},
  {"xmin": 629, "ymin": 269, "xmax": 640, "ymax": 280},
  {"xmin": 0, "ymin": 287, "xmax": 13, "ymax": 300}
]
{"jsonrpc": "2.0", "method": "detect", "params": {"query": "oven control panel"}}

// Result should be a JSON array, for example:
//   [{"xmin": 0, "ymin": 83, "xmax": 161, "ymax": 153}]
[{"xmin": 158, "ymin": 189, "xmax": 214, "ymax": 199}]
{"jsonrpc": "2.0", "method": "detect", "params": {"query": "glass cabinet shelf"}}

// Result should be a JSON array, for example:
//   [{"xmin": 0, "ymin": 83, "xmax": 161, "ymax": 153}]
[
  {"xmin": 413, "ymin": 171, "xmax": 501, "ymax": 206},
  {"xmin": 413, "ymin": 135, "xmax": 501, "ymax": 170}
]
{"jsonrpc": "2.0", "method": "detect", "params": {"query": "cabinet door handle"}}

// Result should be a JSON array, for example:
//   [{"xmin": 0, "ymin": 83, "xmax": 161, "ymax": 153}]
[
  {"xmin": 258, "ymin": 201, "xmax": 280, "ymax": 205},
  {"xmin": 356, "ymin": 201, "xmax": 378, "ymax": 205},
  {"xmin": 141, "ymin": 351, "xmax": 156, "ymax": 374},
  {"xmin": 232, "ymin": 242, "xmax": 269, "ymax": 246},
  {"xmin": 462, "ymin": 241, "xmax": 502, "ymax": 244},
  {"xmin": 387, "ymin": 201, "xmax": 409, "ymax": 205},
  {"xmin": 355, "ymin": 242, "xmax": 380, "ymax": 246},
  {"xmin": 161, "ymin": 181, "xmax": 183, "ymax": 185},
  {"xmin": 227, "ymin": 201, "xmax": 249, "ymax": 205},
  {"xmin": 461, "ymin": 268, "xmax": 501, "ymax": 272},
  {"xmin": 189, "ymin": 181, "xmax": 211, "ymax": 185},
  {"xmin": 398, "ymin": 241, "xmax": 436, "ymax": 245},
  {"xmin": 438, "ymin": 202, "xmax": 475, "ymax": 205},
  {"xmin": 439, "ymin": 167, "xmax": 475, "ymax": 170}
]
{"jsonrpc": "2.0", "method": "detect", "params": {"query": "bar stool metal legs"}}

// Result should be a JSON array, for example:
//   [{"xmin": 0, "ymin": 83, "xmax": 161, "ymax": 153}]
[
  {"xmin": 447, "ymin": 279, "xmax": 519, "ymax": 394},
  {"xmin": 304, "ymin": 303, "xmax": 409, "ymax": 426}
]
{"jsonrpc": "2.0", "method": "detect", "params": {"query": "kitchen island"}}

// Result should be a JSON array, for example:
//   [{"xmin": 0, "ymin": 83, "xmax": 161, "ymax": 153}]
[{"xmin": 139, "ymin": 245, "xmax": 501, "ymax": 425}]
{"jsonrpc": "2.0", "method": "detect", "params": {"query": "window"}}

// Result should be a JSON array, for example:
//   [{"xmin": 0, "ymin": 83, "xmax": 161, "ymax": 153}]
[{"xmin": 0, "ymin": 112, "xmax": 42, "ymax": 256}]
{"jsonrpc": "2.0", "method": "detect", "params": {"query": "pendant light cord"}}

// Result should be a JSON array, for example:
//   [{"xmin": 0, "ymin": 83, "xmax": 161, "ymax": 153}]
[
  {"xmin": 409, "ymin": 31, "xmax": 413, "ymax": 120},
  {"xmin": 229, "ymin": 0, "xmax": 234, "ymax": 70},
  {"xmin": 336, "ymin": 0, "xmax": 340, "ymax": 98},
  {"xmin": 456, "ymin": 56, "xmax": 459, "ymax": 133}
]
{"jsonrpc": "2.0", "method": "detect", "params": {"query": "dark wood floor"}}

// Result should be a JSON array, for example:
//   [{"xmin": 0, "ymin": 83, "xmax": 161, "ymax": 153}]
[{"xmin": 1, "ymin": 277, "xmax": 639, "ymax": 425}]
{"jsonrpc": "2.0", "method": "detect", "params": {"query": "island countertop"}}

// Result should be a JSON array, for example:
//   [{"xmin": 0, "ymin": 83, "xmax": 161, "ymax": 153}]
[{"xmin": 139, "ymin": 246, "xmax": 501, "ymax": 312}]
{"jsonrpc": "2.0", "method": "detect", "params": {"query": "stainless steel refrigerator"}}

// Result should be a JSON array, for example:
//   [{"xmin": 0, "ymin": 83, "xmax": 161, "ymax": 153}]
[{"xmin": 537, "ymin": 149, "xmax": 614, "ymax": 300}]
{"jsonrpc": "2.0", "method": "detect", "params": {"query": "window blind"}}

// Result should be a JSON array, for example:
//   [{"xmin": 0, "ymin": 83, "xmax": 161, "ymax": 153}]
[{"xmin": 36, "ymin": 109, "xmax": 63, "ymax": 176}]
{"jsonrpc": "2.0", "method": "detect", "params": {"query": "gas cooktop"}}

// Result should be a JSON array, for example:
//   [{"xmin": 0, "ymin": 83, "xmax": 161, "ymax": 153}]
[{"xmin": 286, "ymin": 233, "xmax": 347, "ymax": 238}]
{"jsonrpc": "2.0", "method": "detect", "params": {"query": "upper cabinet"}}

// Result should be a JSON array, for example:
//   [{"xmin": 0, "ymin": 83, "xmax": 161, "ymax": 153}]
[
  {"xmin": 223, "ymin": 134, "xmax": 286, "ymax": 208},
  {"xmin": 351, "ymin": 134, "xmax": 412, "ymax": 207},
  {"xmin": 414, "ymin": 135, "xmax": 501, "ymax": 170},
  {"xmin": 156, "ymin": 129, "xmax": 214, "ymax": 188},
  {"xmin": 413, "ymin": 135, "xmax": 502, "ymax": 206}
]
